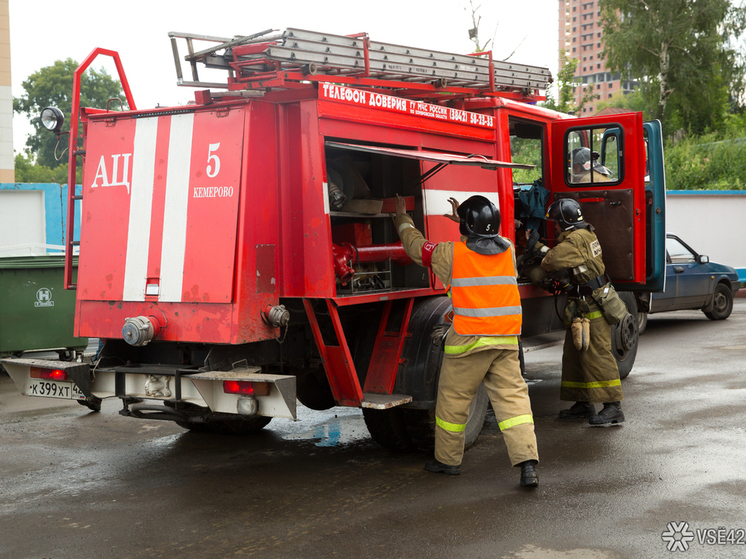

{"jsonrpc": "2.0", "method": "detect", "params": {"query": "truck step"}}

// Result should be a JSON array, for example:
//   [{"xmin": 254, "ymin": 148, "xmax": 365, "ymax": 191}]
[{"xmin": 361, "ymin": 393, "xmax": 413, "ymax": 410}]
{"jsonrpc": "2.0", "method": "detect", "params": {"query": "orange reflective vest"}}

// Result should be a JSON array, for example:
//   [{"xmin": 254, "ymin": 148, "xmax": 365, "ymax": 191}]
[{"xmin": 450, "ymin": 241, "xmax": 522, "ymax": 336}]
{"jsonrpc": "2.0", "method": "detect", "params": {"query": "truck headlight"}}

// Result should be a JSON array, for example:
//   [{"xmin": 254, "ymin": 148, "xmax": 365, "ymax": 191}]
[{"xmin": 40, "ymin": 107, "xmax": 65, "ymax": 134}]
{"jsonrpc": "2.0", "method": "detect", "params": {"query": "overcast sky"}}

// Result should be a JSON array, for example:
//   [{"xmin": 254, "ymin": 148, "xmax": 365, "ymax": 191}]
[{"xmin": 8, "ymin": 0, "xmax": 559, "ymax": 152}]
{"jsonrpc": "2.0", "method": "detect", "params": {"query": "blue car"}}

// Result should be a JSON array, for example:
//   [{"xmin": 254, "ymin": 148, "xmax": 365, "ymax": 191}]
[{"xmin": 639, "ymin": 234, "xmax": 741, "ymax": 332}]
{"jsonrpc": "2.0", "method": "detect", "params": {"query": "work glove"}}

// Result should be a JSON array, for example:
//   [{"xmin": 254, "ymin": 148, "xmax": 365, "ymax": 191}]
[
  {"xmin": 571, "ymin": 317, "xmax": 590, "ymax": 351},
  {"xmin": 430, "ymin": 324, "xmax": 450, "ymax": 346}
]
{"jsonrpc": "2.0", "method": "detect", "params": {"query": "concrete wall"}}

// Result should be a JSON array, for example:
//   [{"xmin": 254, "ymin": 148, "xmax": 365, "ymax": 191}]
[
  {"xmin": 0, "ymin": 189, "xmax": 45, "ymax": 255},
  {"xmin": 0, "ymin": 183, "xmax": 82, "ymax": 256},
  {"xmin": 666, "ymin": 191, "xmax": 746, "ymax": 280}
]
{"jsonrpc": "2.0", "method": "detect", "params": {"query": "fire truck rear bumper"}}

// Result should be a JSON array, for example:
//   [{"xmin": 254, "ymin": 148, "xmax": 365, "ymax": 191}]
[{"xmin": 1, "ymin": 358, "xmax": 296, "ymax": 420}]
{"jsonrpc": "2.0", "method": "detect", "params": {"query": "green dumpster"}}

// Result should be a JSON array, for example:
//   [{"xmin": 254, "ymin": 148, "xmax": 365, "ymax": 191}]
[{"xmin": 0, "ymin": 255, "xmax": 88, "ymax": 357}]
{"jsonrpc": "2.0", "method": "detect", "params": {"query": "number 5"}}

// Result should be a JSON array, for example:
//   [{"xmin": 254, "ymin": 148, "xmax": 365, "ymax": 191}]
[{"xmin": 206, "ymin": 143, "xmax": 221, "ymax": 178}]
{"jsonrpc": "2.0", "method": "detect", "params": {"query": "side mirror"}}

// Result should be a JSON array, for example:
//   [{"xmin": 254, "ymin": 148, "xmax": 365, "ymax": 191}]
[{"xmin": 698, "ymin": 255, "xmax": 709, "ymax": 264}]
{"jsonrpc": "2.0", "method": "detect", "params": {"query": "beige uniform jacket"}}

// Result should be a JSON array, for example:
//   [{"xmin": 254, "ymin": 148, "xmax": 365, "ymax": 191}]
[
  {"xmin": 541, "ymin": 227, "xmax": 606, "ymax": 314},
  {"xmin": 393, "ymin": 214, "xmax": 519, "ymax": 355}
]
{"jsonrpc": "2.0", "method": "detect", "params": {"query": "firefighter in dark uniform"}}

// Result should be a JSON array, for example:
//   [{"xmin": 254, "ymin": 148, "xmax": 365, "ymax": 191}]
[
  {"xmin": 392, "ymin": 194, "xmax": 539, "ymax": 487},
  {"xmin": 539, "ymin": 198, "xmax": 624, "ymax": 425}
]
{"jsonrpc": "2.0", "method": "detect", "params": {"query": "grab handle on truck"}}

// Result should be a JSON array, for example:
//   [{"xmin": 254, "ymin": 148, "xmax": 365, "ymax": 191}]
[{"xmin": 64, "ymin": 48, "xmax": 137, "ymax": 290}]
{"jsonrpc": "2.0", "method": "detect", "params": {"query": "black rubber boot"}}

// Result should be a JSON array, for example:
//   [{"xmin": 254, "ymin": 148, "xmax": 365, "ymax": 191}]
[
  {"xmin": 424, "ymin": 459, "xmax": 461, "ymax": 475},
  {"xmin": 589, "ymin": 402, "xmax": 625, "ymax": 425},
  {"xmin": 559, "ymin": 401, "xmax": 596, "ymax": 419},
  {"xmin": 519, "ymin": 460, "xmax": 539, "ymax": 488}
]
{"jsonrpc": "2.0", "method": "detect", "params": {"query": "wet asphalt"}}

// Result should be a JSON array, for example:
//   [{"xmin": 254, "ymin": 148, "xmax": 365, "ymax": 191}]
[{"xmin": 1, "ymin": 301, "xmax": 745, "ymax": 559}]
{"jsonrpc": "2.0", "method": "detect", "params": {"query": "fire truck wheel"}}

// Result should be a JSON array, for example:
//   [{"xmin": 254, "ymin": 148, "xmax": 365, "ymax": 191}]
[
  {"xmin": 610, "ymin": 291, "xmax": 639, "ymax": 380},
  {"xmin": 362, "ymin": 407, "xmax": 413, "ymax": 451},
  {"xmin": 404, "ymin": 383, "xmax": 489, "ymax": 451},
  {"xmin": 295, "ymin": 367, "xmax": 336, "ymax": 411},
  {"xmin": 362, "ymin": 383, "xmax": 489, "ymax": 452}
]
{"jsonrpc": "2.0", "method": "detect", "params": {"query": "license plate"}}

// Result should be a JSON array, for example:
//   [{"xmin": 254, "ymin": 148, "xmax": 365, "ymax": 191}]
[{"xmin": 26, "ymin": 378, "xmax": 86, "ymax": 400}]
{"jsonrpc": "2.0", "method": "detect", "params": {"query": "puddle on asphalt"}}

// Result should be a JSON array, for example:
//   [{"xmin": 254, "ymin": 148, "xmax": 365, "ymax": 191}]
[
  {"xmin": 147, "ymin": 433, "xmax": 181, "ymax": 449},
  {"xmin": 274, "ymin": 405, "xmax": 370, "ymax": 447}
]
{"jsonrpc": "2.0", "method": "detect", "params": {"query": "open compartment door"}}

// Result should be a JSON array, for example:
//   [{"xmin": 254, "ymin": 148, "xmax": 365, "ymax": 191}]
[
  {"xmin": 325, "ymin": 141, "xmax": 533, "ymax": 291},
  {"xmin": 549, "ymin": 113, "xmax": 653, "ymax": 287}
]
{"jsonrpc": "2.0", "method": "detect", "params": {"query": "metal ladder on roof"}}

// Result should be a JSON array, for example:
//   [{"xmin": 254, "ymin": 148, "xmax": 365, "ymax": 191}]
[{"xmin": 169, "ymin": 28, "xmax": 552, "ymax": 97}]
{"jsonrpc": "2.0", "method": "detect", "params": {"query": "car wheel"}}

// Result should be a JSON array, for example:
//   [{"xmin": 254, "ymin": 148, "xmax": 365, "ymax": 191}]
[
  {"xmin": 638, "ymin": 312, "xmax": 648, "ymax": 335},
  {"xmin": 704, "ymin": 283, "xmax": 734, "ymax": 320}
]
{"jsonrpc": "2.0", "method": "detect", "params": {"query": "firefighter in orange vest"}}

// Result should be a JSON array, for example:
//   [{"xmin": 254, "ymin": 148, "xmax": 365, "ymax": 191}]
[{"xmin": 392, "ymin": 194, "xmax": 539, "ymax": 487}]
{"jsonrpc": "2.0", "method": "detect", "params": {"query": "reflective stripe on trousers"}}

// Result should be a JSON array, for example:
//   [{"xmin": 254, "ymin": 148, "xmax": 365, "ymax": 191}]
[
  {"xmin": 498, "ymin": 414, "xmax": 534, "ymax": 431},
  {"xmin": 436, "ymin": 415, "xmax": 466, "ymax": 433},
  {"xmin": 561, "ymin": 379, "xmax": 622, "ymax": 389},
  {"xmin": 437, "ymin": 409, "xmax": 535, "ymax": 433}
]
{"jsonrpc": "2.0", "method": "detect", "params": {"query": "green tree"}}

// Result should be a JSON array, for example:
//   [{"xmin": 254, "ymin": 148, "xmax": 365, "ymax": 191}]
[
  {"xmin": 600, "ymin": 0, "xmax": 746, "ymax": 135},
  {"xmin": 14, "ymin": 152, "xmax": 72, "ymax": 183},
  {"xmin": 13, "ymin": 58, "xmax": 125, "ymax": 171},
  {"xmin": 543, "ymin": 51, "xmax": 598, "ymax": 114}
]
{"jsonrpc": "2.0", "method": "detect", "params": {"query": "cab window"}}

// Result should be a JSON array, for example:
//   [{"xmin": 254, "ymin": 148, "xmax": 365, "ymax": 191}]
[
  {"xmin": 510, "ymin": 121, "xmax": 543, "ymax": 187},
  {"xmin": 565, "ymin": 125, "xmax": 623, "ymax": 186}
]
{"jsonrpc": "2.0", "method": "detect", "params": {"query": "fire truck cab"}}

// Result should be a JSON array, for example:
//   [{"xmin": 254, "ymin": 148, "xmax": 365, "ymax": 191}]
[{"xmin": 2, "ymin": 29, "xmax": 665, "ymax": 450}]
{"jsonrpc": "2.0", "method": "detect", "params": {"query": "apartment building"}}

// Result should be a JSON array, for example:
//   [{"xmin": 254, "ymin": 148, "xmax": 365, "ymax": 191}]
[{"xmin": 558, "ymin": 0, "xmax": 637, "ymax": 114}]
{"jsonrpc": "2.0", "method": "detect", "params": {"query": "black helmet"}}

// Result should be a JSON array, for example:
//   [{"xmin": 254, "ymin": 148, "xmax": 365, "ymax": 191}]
[
  {"xmin": 571, "ymin": 147, "xmax": 610, "ymax": 176},
  {"xmin": 457, "ymin": 195, "xmax": 500, "ymax": 238},
  {"xmin": 571, "ymin": 147, "xmax": 592, "ymax": 169},
  {"xmin": 546, "ymin": 198, "xmax": 585, "ymax": 231}
]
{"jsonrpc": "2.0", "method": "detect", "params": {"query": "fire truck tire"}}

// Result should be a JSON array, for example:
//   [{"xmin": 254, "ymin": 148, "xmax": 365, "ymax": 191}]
[
  {"xmin": 295, "ymin": 367, "xmax": 336, "ymax": 411},
  {"xmin": 362, "ymin": 383, "xmax": 489, "ymax": 452},
  {"xmin": 363, "ymin": 296, "xmax": 492, "ymax": 452},
  {"xmin": 404, "ymin": 383, "xmax": 489, "ymax": 451},
  {"xmin": 362, "ymin": 407, "xmax": 413, "ymax": 451},
  {"xmin": 610, "ymin": 291, "xmax": 639, "ymax": 380}
]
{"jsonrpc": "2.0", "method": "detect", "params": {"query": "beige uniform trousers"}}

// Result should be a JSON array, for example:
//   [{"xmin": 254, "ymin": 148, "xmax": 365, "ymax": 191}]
[
  {"xmin": 560, "ymin": 312, "xmax": 623, "ymax": 403},
  {"xmin": 435, "ymin": 348, "xmax": 539, "ymax": 467}
]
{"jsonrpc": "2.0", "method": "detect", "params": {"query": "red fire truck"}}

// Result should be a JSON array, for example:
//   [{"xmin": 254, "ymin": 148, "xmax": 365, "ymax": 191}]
[{"xmin": 3, "ymin": 29, "xmax": 665, "ymax": 450}]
